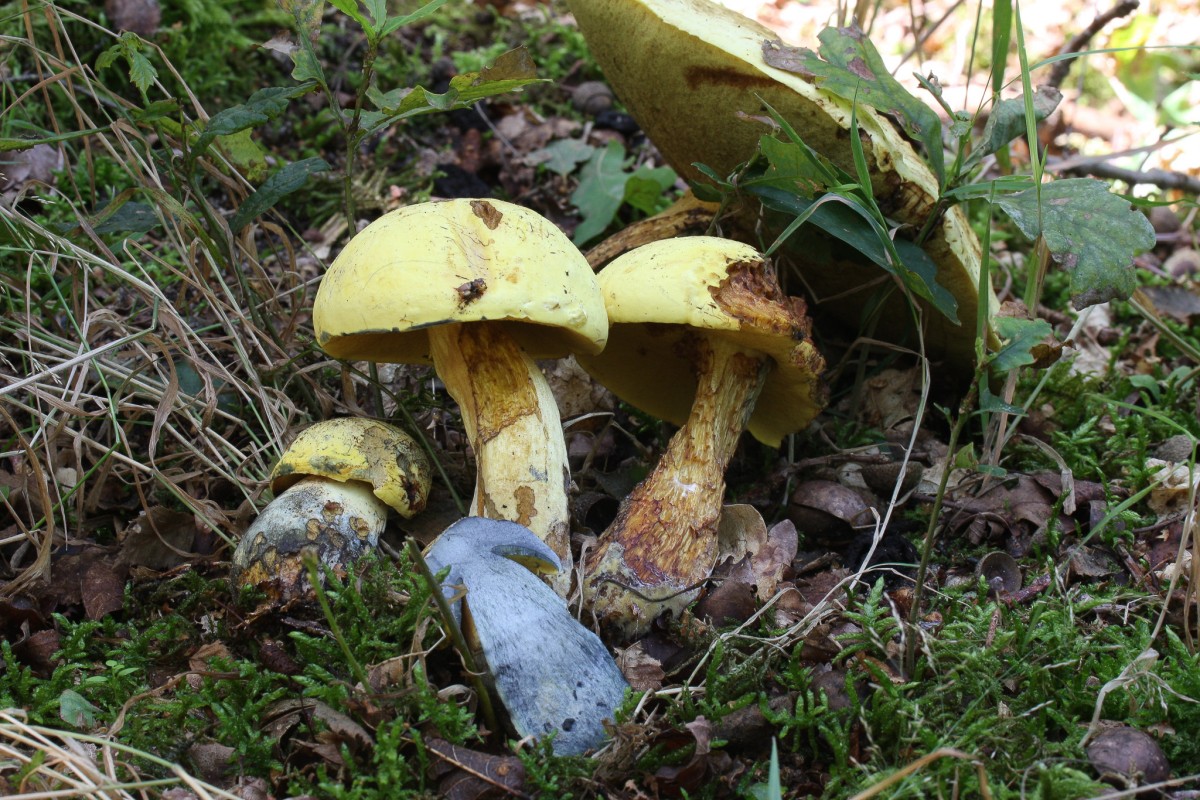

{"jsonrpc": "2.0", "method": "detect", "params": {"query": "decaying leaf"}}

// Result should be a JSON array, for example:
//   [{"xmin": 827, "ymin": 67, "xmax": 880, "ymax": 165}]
[{"xmin": 428, "ymin": 738, "xmax": 527, "ymax": 800}]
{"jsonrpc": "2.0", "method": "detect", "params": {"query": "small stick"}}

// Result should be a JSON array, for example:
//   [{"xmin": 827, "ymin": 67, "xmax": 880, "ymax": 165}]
[
  {"xmin": 1046, "ymin": 0, "xmax": 1140, "ymax": 90},
  {"xmin": 1057, "ymin": 161, "xmax": 1200, "ymax": 196}
]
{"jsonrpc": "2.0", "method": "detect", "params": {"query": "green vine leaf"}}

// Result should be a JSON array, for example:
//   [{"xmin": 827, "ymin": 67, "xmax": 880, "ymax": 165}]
[{"xmin": 994, "ymin": 179, "xmax": 1156, "ymax": 307}]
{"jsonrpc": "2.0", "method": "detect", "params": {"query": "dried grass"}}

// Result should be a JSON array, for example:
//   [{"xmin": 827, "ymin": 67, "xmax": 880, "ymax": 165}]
[
  {"xmin": 0, "ymin": 709, "xmax": 236, "ymax": 799},
  {"xmin": 0, "ymin": 6, "xmax": 342, "ymax": 592}
]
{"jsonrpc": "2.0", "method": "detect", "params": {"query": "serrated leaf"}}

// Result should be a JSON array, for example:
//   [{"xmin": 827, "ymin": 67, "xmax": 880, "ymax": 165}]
[
  {"xmin": 994, "ymin": 178, "xmax": 1155, "ymax": 307},
  {"xmin": 991, "ymin": 316, "xmax": 1052, "ymax": 372},
  {"xmin": 96, "ymin": 45, "xmax": 121, "ymax": 71},
  {"xmin": 230, "ymin": 157, "xmax": 329, "ymax": 231},
  {"xmin": 974, "ymin": 86, "xmax": 1061, "ymax": 164},
  {"xmin": 571, "ymin": 140, "xmax": 631, "ymax": 245},
  {"xmin": 128, "ymin": 51, "xmax": 158, "ymax": 95},
  {"xmin": 762, "ymin": 25, "xmax": 945, "ymax": 184},
  {"xmin": 532, "ymin": 139, "xmax": 594, "ymax": 176}
]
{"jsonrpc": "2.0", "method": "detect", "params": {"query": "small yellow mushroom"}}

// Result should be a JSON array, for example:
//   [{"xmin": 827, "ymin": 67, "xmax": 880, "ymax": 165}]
[{"xmin": 231, "ymin": 417, "xmax": 431, "ymax": 601}]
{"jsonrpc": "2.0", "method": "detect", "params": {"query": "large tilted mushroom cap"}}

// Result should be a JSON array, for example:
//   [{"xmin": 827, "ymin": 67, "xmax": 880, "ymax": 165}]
[
  {"xmin": 231, "ymin": 418, "xmax": 432, "ymax": 599},
  {"xmin": 565, "ymin": 0, "xmax": 994, "ymax": 371},
  {"xmin": 270, "ymin": 416, "xmax": 432, "ymax": 518},
  {"xmin": 313, "ymin": 198, "xmax": 608, "ymax": 362},
  {"xmin": 577, "ymin": 237, "xmax": 826, "ymax": 447},
  {"xmin": 426, "ymin": 518, "xmax": 629, "ymax": 755}
]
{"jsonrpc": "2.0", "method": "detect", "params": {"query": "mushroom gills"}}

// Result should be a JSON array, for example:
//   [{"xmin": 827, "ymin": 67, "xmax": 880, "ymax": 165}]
[{"xmin": 426, "ymin": 518, "xmax": 629, "ymax": 755}]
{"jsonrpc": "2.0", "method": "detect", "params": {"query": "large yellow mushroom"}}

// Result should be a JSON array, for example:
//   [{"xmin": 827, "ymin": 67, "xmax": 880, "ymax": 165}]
[
  {"xmin": 577, "ymin": 237, "xmax": 826, "ymax": 640},
  {"xmin": 566, "ymin": 0, "xmax": 995, "ymax": 371},
  {"xmin": 312, "ymin": 199, "xmax": 608, "ymax": 597}
]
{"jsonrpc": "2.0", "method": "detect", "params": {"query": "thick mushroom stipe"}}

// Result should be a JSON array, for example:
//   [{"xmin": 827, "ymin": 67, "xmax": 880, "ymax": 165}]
[
  {"xmin": 426, "ymin": 518, "xmax": 628, "ymax": 755},
  {"xmin": 428, "ymin": 323, "xmax": 573, "ymax": 596},
  {"xmin": 585, "ymin": 335, "xmax": 768, "ymax": 638}
]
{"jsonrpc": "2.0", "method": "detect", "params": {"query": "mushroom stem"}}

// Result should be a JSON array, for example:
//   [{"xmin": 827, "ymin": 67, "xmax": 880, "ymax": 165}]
[
  {"xmin": 585, "ymin": 335, "xmax": 769, "ymax": 640},
  {"xmin": 428, "ymin": 322, "xmax": 574, "ymax": 597}
]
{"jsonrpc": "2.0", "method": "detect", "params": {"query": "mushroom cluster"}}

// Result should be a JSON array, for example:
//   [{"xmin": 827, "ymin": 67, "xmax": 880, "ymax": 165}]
[{"xmin": 232, "ymin": 199, "xmax": 827, "ymax": 754}]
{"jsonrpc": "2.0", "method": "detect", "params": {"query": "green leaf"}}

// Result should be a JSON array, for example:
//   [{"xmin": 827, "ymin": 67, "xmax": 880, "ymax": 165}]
[
  {"xmin": 193, "ymin": 86, "xmax": 301, "ymax": 161},
  {"xmin": 532, "ymin": 139, "xmax": 595, "ymax": 176},
  {"xmin": 622, "ymin": 165, "xmax": 677, "ymax": 214},
  {"xmin": 326, "ymin": 0, "xmax": 370, "ymax": 30},
  {"xmin": 990, "ymin": 0, "xmax": 1013, "ymax": 103},
  {"xmin": 379, "ymin": 0, "xmax": 452, "ymax": 36},
  {"xmin": 366, "ymin": 48, "xmax": 541, "ymax": 132},
  {"xmin": 94, "ymin": 198, "xmax": 160, "ymax": 235},
  {"xmin": 991, "ymin": 316, "xmax": 1052, "ymax": 372},
  {"xmin": 571, "ymin": 141, "xmax": 631, "ymax": 245},
  {"xmin": 980, "ymin": 382, "xmax": 1024, "ymax": 415},
  {"xmin": 289, "ymin": 47, "xmax": 324, "ymax": 83},
  {"xmin": 972, "ymin": 86, "xmax": 1061, "ymax": 166},
  {"xmin": 59, "ymin": 689, "xmax": 100, "ymax": 729},
  {"xmin": 762, "ymin": 25, "xmax": 945, "ymax": 184},
  {"xmin": 127, "ymin": 51, "xmax": 158, "ymax": 95},
  {"xmin": 230, "ymin": 157, "xmax": 330, "ymax": 231},
  {"xmin": 364, "ymin": 0, "xmax": 387, "ymax": 28},
  {"xmin": 994, "ymin": 178, "xmax": 1156, "ymax": 307},
  {"xmin": 218, "ymin": 128, "xmax": 270, "ymax": 182}
]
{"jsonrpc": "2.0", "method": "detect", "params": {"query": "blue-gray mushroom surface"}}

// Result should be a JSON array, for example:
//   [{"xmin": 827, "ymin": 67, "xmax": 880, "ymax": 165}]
[{"xmin": 425, "ymin": 518, "xmax": 629, "ymax": 755}]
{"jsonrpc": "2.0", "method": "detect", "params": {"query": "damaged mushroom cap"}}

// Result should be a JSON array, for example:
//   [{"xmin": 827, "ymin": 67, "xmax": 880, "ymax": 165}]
[
  {"xmin": 425, "ymin": 518, "xmax": 629, "ymax": 755},
  {"xmin": 577, "ymin": 237, "xmax": 826, "ymax": 447},
  {"xmin": 230, "ymin": 418, "xmax": 432, "ymax": 599},
  {"xmin": 270, "ymin": 416, "xmax": 432, "ymax": 518},
  {"xmin": 564, "ymin": 0, "xmax": 995, "ymax": 371},
  {"xmin": 312, "ymin": 199, "xmax": 608, "ymax": 597}
]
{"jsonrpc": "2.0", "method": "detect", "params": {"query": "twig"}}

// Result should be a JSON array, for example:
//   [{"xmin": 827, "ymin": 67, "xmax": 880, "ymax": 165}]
[
  {"xmin": 1046, "ymin": 0, "xmax": 1140, "ymax": 90},
  {"xmin": 1057, "ymin": 160, "xmax": 1200, "ymax": 196}
]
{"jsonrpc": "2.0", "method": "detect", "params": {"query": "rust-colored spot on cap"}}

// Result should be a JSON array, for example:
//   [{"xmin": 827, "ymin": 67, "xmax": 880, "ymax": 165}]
[{"xmin": 470, "ymin": 199, "xmax": 503, "ymax": 229}]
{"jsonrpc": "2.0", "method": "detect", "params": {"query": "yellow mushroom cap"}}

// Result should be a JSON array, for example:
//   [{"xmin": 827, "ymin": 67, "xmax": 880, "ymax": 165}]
[
  {"xmin": 313, "ymin": 199, "xmax": 608, "ymax": 363},
  {"xmin": 269, "ymin": 417, "xmax": 432, "ymax": 518},
  {"xmin": 576, "ymin": 237, "xmax": 827, "ymax": 447}
]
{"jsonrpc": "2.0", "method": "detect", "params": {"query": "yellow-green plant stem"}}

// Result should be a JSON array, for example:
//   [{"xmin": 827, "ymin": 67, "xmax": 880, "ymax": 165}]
[{"xmin": 406, "ymin": 539, "xmax": 500, "ymax": 737}]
